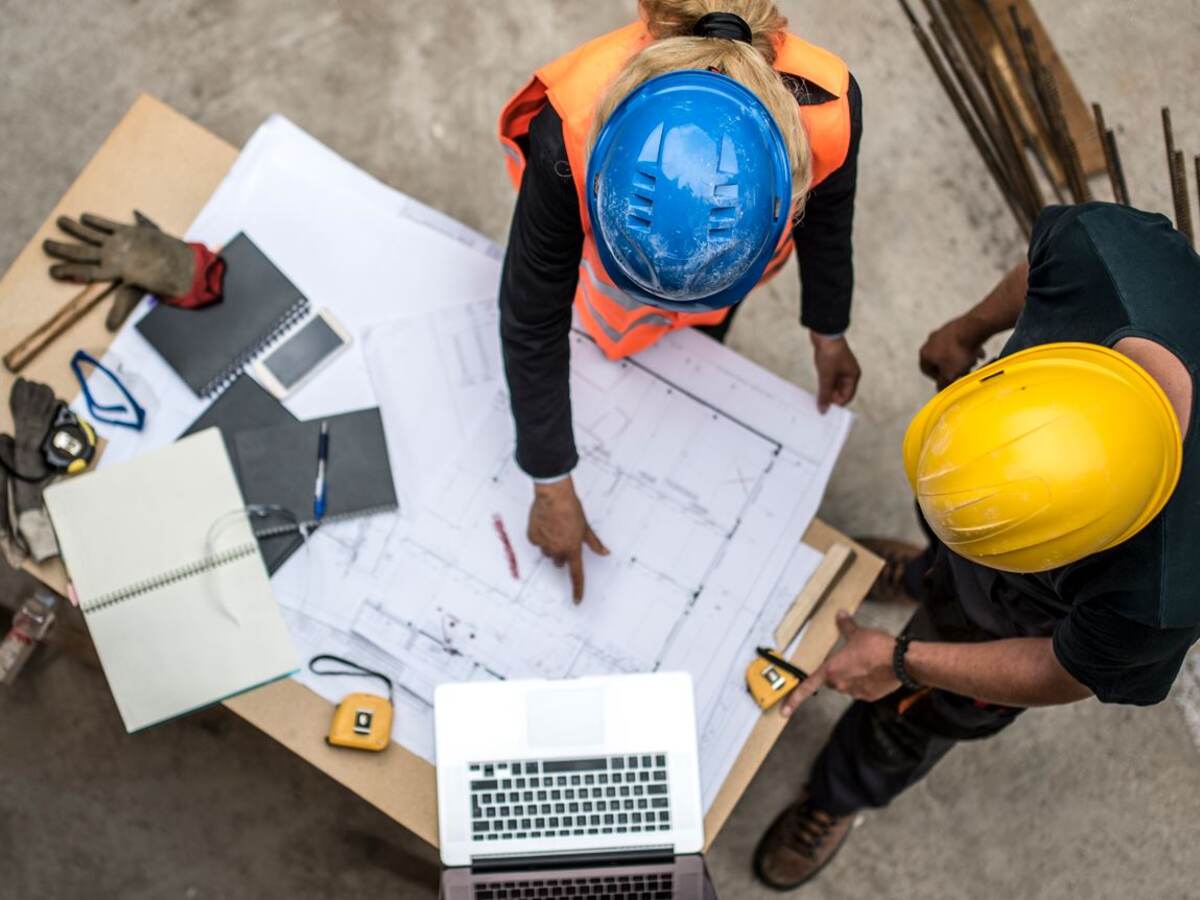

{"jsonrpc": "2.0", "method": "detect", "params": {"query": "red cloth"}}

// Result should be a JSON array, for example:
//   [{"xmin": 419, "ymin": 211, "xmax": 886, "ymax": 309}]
[{"xmin": 162, "ymin": 243, "xmax": 225, "ymax": 309}]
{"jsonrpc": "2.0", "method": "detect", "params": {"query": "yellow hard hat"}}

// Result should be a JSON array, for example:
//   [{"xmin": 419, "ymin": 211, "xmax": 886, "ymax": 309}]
[{"xmin": 903, "ymin": 342, "xmax": 1182, "ymax": 573}]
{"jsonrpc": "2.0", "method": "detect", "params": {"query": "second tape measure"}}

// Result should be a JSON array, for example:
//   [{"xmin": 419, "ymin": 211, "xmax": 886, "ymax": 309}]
[
  {"xmin": 0, "ymin": 402, "xmax": 96, "ymax": 482},
  {"xmin": 42, "ymin": 404, "xmax": 96, "ymax": 474},
  {"xmin": 308, "ymin": 654, "xmax": 394, "ymax": 752}
]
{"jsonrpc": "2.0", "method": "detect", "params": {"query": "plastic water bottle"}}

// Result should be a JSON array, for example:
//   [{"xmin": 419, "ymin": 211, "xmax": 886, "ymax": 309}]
[{"xmin": 0, "ymin": 591, "xmax": 57, "ymax": 685}]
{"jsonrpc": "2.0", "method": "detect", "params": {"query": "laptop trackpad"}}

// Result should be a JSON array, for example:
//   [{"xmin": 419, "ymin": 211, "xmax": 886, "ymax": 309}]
[{"xmin": 527, "ymin": 686, "xmax": 605, "ymax": 748}]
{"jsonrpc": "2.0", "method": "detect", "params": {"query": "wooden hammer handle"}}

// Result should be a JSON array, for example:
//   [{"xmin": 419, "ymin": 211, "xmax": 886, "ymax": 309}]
[{"xmin": 3, "ymin": 281, "xmax": 118, "ymax": 373}]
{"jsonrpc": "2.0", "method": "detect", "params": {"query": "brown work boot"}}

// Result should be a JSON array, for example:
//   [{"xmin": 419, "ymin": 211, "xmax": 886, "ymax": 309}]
[
  {"xmin": 753, "ymin": 795, "xmax": 855, "ymax": 890},
  {"xmin": 857, "ymin": 537, "xmax": 925, "ymax": 604}
]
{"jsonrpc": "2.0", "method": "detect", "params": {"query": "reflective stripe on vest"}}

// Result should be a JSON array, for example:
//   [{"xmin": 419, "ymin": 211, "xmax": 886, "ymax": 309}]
[{"xmin": 499, "ymin": 23, "xmax": 851, "ymax": 360}]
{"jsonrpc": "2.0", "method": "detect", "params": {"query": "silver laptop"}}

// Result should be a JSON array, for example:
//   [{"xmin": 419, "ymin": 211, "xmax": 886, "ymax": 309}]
[{"xmin": 435, "ymin": 672, "xmax": 714, "ymax": 899}]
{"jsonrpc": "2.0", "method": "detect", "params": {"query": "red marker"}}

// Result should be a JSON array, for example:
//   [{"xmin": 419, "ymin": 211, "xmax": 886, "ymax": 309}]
[{"xmin": 492, "ymin": 514, "xmax": 520, "ymax": 580}]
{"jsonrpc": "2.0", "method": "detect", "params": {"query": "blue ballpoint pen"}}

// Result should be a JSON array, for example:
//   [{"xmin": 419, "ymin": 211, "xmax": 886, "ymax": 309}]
[{"xmin": 314, "ymin": 420, "xmax": 329, "ymax": 520}]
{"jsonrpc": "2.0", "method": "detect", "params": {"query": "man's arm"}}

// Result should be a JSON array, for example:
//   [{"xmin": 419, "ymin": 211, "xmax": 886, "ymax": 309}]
[
  {"xmin": 780, "ymin": 612, "xmax": 1091, "ymax": 717},
  {"xmin": 918, "ymin": 259, "xmax": 1029, "ymax": 388},
  {"xmin": 904, "ymin": 635, "xmax": 1093, "ymax": 707}
]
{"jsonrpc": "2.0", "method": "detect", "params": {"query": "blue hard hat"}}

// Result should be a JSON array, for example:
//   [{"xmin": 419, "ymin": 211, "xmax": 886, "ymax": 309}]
[{"xmin": 586, "ymin": 69, "xmax": 792, "ymax": 312}]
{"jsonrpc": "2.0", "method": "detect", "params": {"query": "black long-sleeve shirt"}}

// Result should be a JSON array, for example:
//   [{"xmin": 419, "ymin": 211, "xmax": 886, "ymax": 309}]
[{"xmin": 500, "ymin": 75, "xmax": 863, "ymax": 478}]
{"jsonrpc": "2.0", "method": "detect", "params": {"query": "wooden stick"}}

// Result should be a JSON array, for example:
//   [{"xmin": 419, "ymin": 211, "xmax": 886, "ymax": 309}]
[
  {"xmin": 774, "ymin": 543, "xmax": 855, "ymax": 648},
  {"xmin": 3, "ymin": 281, "xmax": 119, "ymax": 373}
]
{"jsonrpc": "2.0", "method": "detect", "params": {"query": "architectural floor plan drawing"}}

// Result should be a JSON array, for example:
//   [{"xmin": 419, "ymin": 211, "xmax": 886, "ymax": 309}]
[{"xmin": 277, "ymin": 301, "xmax": 849, "ymax": 806}]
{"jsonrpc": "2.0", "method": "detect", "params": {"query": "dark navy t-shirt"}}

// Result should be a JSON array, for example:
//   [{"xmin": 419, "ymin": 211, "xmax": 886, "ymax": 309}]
[{"xmin": 945, "ymin": 203, "xmax": 1200, "ymax": 706}]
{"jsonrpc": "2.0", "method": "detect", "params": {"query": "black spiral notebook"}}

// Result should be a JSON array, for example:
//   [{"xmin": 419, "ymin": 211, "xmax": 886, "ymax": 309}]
[
  {"xmin": 137, "ymin": 233, "xmax": 309, "ymax": 398},
  {"xmin": 179, "ymin": 375, "xmax": 309, "ymax": 575},
  {"xmin": 232, "ymin": 407, "xmax": 398, "ymax": 528}
]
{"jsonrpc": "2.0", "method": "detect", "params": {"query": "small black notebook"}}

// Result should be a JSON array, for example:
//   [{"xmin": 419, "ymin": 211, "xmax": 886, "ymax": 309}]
[
  {"xmin": 138, "ymin": 233, "xmax": 309, "ymax": 398},
  {"xmin": 233, "ymin": 407, "xmax": 398, "ymax": 527},
  {"xmin": 179, "ymin": 375, "xmax": 307, "ymax": 574}
]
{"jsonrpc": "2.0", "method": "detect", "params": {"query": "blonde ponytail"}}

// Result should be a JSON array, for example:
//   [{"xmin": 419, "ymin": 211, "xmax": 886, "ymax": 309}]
[{"xmin": 590, "ymin": 0, "xmax": 812, "ymax": 213}]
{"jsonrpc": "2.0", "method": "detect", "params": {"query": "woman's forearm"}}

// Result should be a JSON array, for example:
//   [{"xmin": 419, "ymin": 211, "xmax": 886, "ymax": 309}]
[{"xmin": 905, "ymin": 635, "xmax": 1092, "ymax": 708}]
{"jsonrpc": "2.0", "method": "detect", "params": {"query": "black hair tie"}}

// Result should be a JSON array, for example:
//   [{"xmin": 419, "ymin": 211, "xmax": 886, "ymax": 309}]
[{"xmin": 692, "ymin": 11, "xmax": 753, "ymax": 44}]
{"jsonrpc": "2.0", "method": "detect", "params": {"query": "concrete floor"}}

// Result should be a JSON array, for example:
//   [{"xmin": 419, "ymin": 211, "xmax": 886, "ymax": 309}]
[{"xmin": 2, "ymin": 1, "xmax": 1199, "ymax": 897}]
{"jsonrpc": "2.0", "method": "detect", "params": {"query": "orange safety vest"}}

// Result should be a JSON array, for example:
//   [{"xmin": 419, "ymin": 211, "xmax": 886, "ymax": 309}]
[{"xmin": 499, "ymin": 22, "xmax": 852, "ymax": 360}]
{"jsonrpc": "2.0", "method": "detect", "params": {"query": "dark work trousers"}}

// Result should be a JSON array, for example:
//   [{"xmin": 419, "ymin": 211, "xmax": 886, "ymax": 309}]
[{"xmin": 806, "ymin": 543, "xmax": 1024, "ymax": 817}]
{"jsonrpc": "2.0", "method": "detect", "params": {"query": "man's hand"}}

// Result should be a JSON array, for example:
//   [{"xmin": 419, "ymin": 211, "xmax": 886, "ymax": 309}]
[
  {"xmin": 527, "ymin": 476, "xmax": 609, "ymax": 603},
  {"xmin": 918, "ymin": 315, "xmax": 987, "ymax": 390},
  {"xmin": 780, "ymin": 612, "xmax": 899, "ymax": 717},
  {"xmin": 811, "ymin": 333, "xmax": 861, "ymax": 413}
]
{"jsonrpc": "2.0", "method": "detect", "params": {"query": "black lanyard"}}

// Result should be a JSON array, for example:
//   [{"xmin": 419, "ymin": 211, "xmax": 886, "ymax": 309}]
[{"xmin": 308, "ymin": 654, "xmax": 394, "ymax": 704}]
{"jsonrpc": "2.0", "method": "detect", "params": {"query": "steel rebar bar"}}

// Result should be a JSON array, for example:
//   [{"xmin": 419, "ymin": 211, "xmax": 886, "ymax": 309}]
[
  {"xmin": 898, "ymin": 0, "xmax": 1031, "ymax": 233},
  {"xmin": 1092, "ymin": 103, "xmax": 1123, "ymax": 204},
  {"xmin": 1011, "ymin": 6, "xmax": 1090, "ymax": 203},
  {"xmin": 1106, "ymin": 128, "xmax": 1130, "ymax": 206},
  {"xmin": 1162, "ymin": 108, "xmax": 1193, "ymax": 241},
  {"xmin": 1173, "ymin": 149, "xmax": 1194, "ymax": 245}
]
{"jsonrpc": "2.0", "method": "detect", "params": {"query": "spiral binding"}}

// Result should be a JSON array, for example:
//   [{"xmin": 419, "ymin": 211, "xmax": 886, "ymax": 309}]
[
  {"xmin": 81, "ymin": 542, "xmax": 259, "ymax": 614},
  {"xmin": 251, "ymin": 501, "xmax": 400, "ymax": 538},
  {"xmin": 200, "ymin": 296, "xmax": 311, "ymax": 398}
]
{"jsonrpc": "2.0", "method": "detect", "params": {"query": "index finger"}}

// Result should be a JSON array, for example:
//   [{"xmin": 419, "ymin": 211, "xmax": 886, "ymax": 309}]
[
  {"xmin": 918, "ymin": 354, "xmax": 940, "ymax": 381},
  {"xmin": 779, "ymin": 665, "xmax": 826, "ymax": 718},
  {"xmin": 832, "ymin": 374, "xmax": 857, "ymax": 406},
  {"xmin": 815, "ymin": 373, "xmax": 834, "ymax": 414},
  {"xmin": 568, "ymin": 547, "xmax": 585, "ymax": 604}
]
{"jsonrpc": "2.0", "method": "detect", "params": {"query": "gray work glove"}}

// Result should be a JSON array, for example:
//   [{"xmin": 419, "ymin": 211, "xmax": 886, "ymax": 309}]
[
  {"xmin": 10, "ymin": 378, "xmax": 59, "ymax": 562},
  {"xmin": 0, "ymin": 435, "xmax": 30, "ymax": 569},
  {"xmin": 44, "ymin": 212, "xmax": 193, "ymax": 331}
]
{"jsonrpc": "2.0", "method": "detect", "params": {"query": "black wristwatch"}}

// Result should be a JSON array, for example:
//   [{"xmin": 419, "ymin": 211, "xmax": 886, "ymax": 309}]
[{"xmin": 892, "ymin": 633, "xmax": 922, "ymax": 691}]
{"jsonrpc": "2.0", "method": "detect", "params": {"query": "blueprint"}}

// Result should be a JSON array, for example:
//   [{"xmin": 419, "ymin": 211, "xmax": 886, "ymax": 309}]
[
  {"xmin": 78, "ymin": 115, "xmax": 852, "ymax": 810},
  {"xmin": 274, "ymin": 299, "xmax": 847, "ymax": 806}
]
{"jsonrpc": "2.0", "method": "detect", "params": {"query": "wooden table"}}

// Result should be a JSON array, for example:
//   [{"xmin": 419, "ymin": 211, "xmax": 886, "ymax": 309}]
[{"xmin": 0, "ymin": 95, "xmax": 882, "ymax": 849}]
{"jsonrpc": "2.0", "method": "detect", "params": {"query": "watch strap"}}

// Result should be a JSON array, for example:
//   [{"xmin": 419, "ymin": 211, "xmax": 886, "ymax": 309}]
[{"xmin": 893, "ymin": 633, "xmax": 922, "ymax": 691}]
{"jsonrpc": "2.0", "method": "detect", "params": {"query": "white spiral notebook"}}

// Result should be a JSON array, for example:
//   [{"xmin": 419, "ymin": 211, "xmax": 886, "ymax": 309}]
[{"xmin": 44, "ymin": 428, "xmax": 298, "ymax": 732}]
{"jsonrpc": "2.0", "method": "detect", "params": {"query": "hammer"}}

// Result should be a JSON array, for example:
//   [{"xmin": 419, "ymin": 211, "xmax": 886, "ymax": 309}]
[{"xmin": 3, "ymin": 281, "xmax": 121, "ymax": 374}]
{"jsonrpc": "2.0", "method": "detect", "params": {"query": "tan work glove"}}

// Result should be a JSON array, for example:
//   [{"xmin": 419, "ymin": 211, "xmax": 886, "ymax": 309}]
[{"xmin": 43, "ymin": 212, "xmax": 195, "ymax": 331}]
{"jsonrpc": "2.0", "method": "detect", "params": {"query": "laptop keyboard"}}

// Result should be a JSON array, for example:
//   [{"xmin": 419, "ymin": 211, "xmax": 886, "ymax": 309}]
[
  {"xmin": 468, "ymin": 755, "xmax": 672, "ymax": 842},
  {"xmin": 472, "ymin": 871, "xmax": 673, "ymax": 898}
]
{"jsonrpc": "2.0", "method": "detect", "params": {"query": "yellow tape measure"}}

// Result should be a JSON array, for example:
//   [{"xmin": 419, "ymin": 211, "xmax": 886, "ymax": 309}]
[
  {"xmin": 746, "ymin": 646, "xmax": 808, "ymax": 711},
  {"xmin": 309, "ymin": 654, "xmax": 394, "ymax": 752}
]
